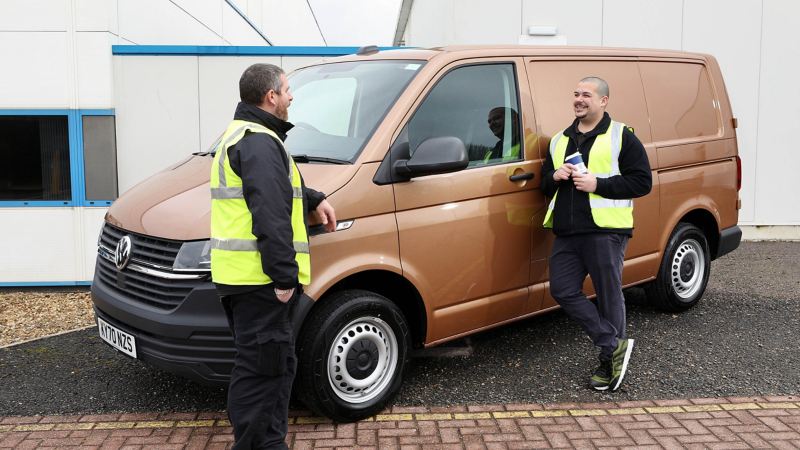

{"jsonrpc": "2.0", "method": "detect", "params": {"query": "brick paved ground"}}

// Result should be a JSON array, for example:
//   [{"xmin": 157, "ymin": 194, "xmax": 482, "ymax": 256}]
[{"xmin": 1, "ymin": 396, "xmax": 798, "ymax": 449}]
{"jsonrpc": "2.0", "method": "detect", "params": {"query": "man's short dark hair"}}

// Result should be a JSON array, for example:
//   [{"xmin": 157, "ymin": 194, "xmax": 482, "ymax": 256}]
[
  {"xmin": 239, "ymin": 63, "xmax": 284, "ymax": 105},
  {"xmin": 580, "ymin": 76, "xmax": 609, "ymax": 97}
]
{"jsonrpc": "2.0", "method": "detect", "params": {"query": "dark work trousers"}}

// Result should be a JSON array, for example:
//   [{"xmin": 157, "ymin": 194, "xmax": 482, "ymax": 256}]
[
  {"xmin": 221, "ymin": 285, "xmax": 297, "ymax": 450},
  {"xmin": 549, "ymin": 233, "xmax": 629, "ymax": 361}
]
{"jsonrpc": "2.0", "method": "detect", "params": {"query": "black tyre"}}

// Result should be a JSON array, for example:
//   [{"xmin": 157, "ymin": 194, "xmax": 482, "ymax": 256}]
[
  {"xmin": 645, "ymin": 222, "xmax": 711, "ymax": 311},
  {"xmin": 295, "ymin": 289, "xmax": 410, "ymax": 422}
]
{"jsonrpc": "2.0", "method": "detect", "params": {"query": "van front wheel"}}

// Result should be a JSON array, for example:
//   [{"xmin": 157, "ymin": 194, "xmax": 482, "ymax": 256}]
[
  {"xmin": 296, "ymin": 289, "xmax": 410, "ymax": 422},
  {"xmin": 645, "ymin": 222, "xmax": 711, "ymax": 312}
]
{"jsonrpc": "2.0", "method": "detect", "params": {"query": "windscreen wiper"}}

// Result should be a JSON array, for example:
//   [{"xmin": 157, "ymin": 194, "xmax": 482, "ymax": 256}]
[{"xmin": 292, "ymin": 154, "xmax": 351, "ymax": 165}]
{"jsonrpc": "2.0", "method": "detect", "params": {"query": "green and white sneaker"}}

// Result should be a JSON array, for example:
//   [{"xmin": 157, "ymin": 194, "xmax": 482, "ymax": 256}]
[
  {"xmin": 590, "ymin": 360, "xmax": 612, "ymax": 391},
  {"xmin": 609, "ymin": 338, "xmax": 634, "ymax": 391}
]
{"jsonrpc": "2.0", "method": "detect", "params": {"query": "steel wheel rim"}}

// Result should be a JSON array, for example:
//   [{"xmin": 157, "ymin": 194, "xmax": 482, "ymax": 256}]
[
  {"xmin": 327, "ymin": 316, "xmax": 398, "ymax": 404},
  {"xmin": 670, "ymin": 238, "xmax": 705, "ymax": 300}
]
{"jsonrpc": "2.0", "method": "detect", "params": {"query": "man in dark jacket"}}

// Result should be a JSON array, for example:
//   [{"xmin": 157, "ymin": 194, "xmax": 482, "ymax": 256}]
[
  {"xmin": 210, "ymin": 63, "xmax": 336, "ymax": 449},
  {"xmin": 541, "ymin": 76, "xmax": 651, "ymax": 392}
]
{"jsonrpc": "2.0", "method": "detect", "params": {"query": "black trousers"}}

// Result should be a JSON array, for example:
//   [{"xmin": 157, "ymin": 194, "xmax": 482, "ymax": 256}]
[
  {"xmin": 221, "ymin": 285, "xmax": 297, "ymax": 450},
  {"xmin": 549, "ymin": 233, "xmax": 629, "ymax": 361}
]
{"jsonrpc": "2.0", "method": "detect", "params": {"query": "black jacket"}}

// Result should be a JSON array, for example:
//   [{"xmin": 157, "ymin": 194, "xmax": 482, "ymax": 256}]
[
  {"xmin": 215, "ymin": 102, "xmax": 325, "ymax": 295},
  {"xmin": 540, "ymin": 112, "xmax": 652, "ymax": 237}
]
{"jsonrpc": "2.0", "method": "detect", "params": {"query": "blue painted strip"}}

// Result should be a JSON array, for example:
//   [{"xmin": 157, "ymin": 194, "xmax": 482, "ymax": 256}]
[
  {"xmin": 111, "ymin": 45, "xmax": 408, "ymax": 56},
  {"xmin": 0, "ymin": 281, "xmax": 92, "ymax": 287},
  {"xmin": 80, "ymin": 109, "xmax": 115, "ymax": 116},
  {"xmin": 69, "ymin": 111, "xmax": 86, "ymax": 207},
  {"xmin": 0, "ymin": 109, "xmax": 72, "ymax": 116}
]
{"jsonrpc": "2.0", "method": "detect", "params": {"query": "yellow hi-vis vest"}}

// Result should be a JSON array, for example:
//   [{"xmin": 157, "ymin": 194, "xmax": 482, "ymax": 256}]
[
  {"xmin": 209, "ymin": 119, "xmax": 310, "ymax": 286},
  {"xmin": 543, "ymin": 121, "xmax": 633, "ymax": 229}
]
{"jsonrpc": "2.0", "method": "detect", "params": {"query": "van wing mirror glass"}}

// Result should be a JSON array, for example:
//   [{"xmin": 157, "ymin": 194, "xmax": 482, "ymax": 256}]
[{"xmin": 393, "ymin": 136, "xmax": 468, "ymax": 179}]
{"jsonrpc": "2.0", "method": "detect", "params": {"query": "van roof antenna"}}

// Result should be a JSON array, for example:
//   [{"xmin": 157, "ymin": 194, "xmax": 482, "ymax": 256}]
[{"xmin": 356, "ymin": 45, "xmax": 380, "ymax": 56}]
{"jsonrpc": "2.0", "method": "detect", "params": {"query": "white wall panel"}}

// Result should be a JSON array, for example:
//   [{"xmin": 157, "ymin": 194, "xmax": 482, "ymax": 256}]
[
  {"xmin": 0, "ymin": 32, "xmax": 71, "ymax": 108},
  {"xmin": 521, "ymin": 0, "xmax": 602, "ymax": 46},
  {"xmin": 114, "ymin": 56, "xmax": 200, "ymax": 192},
  {"xmin": 81, "ymin": 208, "xmax": 108, "ymax": 280},
  {"xmin": 602, "ymin": 0, "xmax": 682, "ymax": 49},
  {"xmin": 755, "ymin": 1, "xmax": 800, "ymax": 224},
  {"xmin": 451, "ymin": 0, "xmax": 522, "ymax": 45},
  {"xmin": 75, "ymin": 32, "xmax": 114, "ymax": 108},
  {"xmin": 404, "ymin": 0, "xmax": 454, "ymax": 47},
  {"xmin": 117, "ymin": 0, "xmax": 224, "ymax": 45},
  {"xmin": 683, "ymin": 0, "xmax": 761, "ymax": 224},
  {"xmin": 0, "ymin": 209, "xmax": 79, "ymax": 282},
  {"xmin": 221, "ymin": 3, "xmax": 269, "ymax": 45},
  {"xmin": 197, "ymin": 56, "xmax": 279, "ymax": 150},
  {"xmin": 76, "ymin": 0, "xmax": 118, "ymax": 33},
  {"xmin": 0, "ymin": 0, "xmax": 67, "ymax": 31},
  {"xmin": 308, "ymin": 0, "xmax": 399, "ymax": 46},
  {"xmin": 260, "ymin": 0, "xmax": 325, "ymax": 46},
  {"xmin": 173, "ymin": 0, "xmax": 224, "ymax": 37}
]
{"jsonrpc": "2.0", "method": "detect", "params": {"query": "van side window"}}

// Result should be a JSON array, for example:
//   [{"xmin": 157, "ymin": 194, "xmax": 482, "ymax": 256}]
[
  {"xmin": 639, "ymin": 62, "xmax": 720, "ymax": 141},
  {"xmin": 408, "ymin": 64, "xmax": 522, "ymax": 167}
]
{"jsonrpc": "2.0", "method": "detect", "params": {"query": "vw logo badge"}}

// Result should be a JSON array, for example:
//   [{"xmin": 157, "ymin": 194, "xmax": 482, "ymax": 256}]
[{"xmin": 115, "ymin": 236, "xmax": 132, "ymax": 270}]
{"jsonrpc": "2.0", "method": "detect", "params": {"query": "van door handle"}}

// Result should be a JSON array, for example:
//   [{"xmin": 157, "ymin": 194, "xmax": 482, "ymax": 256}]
[{"xmin": 509, "ymin": 172, "xmax": 534, "ymax": 182}]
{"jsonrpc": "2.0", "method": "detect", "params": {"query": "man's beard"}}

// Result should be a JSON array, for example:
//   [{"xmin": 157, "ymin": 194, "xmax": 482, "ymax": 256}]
[{"xmin": 276, "ymin": 103, "xmax": 289, "ymax": 121}]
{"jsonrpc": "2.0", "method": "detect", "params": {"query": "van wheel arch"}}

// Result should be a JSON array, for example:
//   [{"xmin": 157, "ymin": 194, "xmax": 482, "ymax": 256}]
[
  {"xmin": 305, "ymin": 270, "xmax": 427, "ymax": 347},
  {"xmin": 678, "ymin": 209, "xmax": 721, "ymax": 260}
]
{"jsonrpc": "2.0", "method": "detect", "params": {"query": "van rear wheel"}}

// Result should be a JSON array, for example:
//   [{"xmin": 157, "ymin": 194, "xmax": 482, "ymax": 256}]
[
  {"xmin": 645, "ymin": 222, "xmax": 710, "ymax": 311},
  {"xmin": 296, "ymin": 289, "xmax": 410, "ymax": 422}
]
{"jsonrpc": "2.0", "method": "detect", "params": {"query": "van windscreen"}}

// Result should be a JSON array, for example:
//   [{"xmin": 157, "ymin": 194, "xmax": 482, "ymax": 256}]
[{"xmin": 286, "ymin": 60, "xmax": 423, "ymax": 163}]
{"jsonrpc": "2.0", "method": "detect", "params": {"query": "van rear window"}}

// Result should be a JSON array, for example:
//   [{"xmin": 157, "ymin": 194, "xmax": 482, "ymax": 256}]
[{"xmin": 639, "ymin": 62, "xmax": 720, "ymax": 141}]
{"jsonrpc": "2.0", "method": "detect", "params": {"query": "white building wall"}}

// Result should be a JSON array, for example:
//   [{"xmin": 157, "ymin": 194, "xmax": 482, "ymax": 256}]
[
  {"xmin": 403, "ymin": 0, "xmax": 800, "ymax": 231},
  {"xmin": 114, "ymin": 54, "xmax": 326, "ymax": 193},
  {"xmin": 0, "ymin": 0, "xmax": 323, "ymax": 284}
]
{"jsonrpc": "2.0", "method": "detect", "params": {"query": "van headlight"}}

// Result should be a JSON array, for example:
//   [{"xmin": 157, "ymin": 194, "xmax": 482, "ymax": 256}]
[{"xmin": 173, "ymin": 240, "xmax": 211, "ymax": 271}]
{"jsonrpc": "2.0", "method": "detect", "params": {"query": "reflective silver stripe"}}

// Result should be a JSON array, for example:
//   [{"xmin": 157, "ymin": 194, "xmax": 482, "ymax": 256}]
[
  {"xmin": 609, "ymin": 121, "xmax": 623, "ymax": 176},
  {"xmin": 217, "ymin": 125, "xmax": 251, "ymax": 188},
  {"xmin": 211, "ymin": 237, "xmax": 309, "ymax": 253},
  {"xmin": 549, "ymin": 131, "xmax": 564, "ymax": 157},
  {"xmin": 589, "ymin": 198, "xmax": 633, "ymax": 209},
  {"xmin": 210, "ymin": 187, "xmax": 244, "ymax": 199},
  {"xmin": 547, "ymin": 197, "xmax": 556, "ymax": 211},
  {"xmin": 293, "ymin": 186, "xmax": 303, "ymax": 198},
  {"xmin": 210, "ymin": 238, "xmax": 258, "ymax": 251},
  {"xmin": 216, "ymin": 123, "xmax": 293, "ymax": 188},
  {"xmin": 594, "ymin": 172, "xmax": 612, "ymax": 179}
]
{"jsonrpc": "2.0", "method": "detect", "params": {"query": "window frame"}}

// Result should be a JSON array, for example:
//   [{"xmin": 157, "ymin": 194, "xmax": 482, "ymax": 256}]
[
  {"xmin": 0, "ymin": 109, "xmax": 115, "ymax": 208},
  {"xmin": 399, "ymin": 61, "xmax": 524, "ymax": 169}
]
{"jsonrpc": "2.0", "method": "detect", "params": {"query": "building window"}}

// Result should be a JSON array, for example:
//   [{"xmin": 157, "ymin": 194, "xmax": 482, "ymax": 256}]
[
  {"xmin": 82, "ymin": 115, "xmax": 118, "ymax": 201},
  {"xmin": 0, "ymin": 115, "xmax": 71, "ymax": 201}
]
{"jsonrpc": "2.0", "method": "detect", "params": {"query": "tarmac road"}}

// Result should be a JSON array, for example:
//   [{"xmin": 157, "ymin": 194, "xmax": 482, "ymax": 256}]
[{"xmin": 1, "ymin": 242, "xmax": 798, "ymax": 416}]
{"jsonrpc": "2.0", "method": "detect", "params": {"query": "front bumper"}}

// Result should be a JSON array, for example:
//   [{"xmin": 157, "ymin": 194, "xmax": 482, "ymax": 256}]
[{"xmin": 91, "ymin": 271, "xmax": 233, "ymax": 386}]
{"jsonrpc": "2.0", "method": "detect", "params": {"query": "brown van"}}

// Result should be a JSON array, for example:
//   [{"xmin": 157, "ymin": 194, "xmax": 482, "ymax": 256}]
[{"xmin": 92, "ymin": 46, "xmax": 741, "ymax": 422}]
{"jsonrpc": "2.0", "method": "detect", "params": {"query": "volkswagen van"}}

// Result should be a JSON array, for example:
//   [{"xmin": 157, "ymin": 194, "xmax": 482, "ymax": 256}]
[{"xmin": 92, "ymin": 46, "xmax": 742, "ymax": 421}]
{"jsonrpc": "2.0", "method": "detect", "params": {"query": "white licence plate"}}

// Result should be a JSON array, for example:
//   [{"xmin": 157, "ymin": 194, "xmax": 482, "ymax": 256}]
[{"xmin": 97, "ymin": 317, "xmax": 137, "ymax": 358}]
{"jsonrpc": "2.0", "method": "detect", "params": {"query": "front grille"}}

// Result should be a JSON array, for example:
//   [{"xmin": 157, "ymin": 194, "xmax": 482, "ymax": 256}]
[
  {"xmin": 97, "ymin": 224, "xmax": 206, "ymax": 310},
  {"xmin": 100, "ymin": 224, "xmax": 182, "ymax": 268}
]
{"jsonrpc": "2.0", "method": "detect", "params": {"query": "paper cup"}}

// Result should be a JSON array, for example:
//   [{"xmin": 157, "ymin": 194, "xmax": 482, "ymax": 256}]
[{"xmin": 565, "ymin": 152, "xmax": 588, "ymax": 174}]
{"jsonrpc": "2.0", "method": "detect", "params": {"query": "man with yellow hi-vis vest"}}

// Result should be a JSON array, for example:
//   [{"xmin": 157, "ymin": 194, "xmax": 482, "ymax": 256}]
[
  {"xmin": 541, "ymin": 76, "xmax": 651, "ymax": 393},
  {"xmin": 210, "ymin": 63, "xmax": 336, "ymax": 450}
]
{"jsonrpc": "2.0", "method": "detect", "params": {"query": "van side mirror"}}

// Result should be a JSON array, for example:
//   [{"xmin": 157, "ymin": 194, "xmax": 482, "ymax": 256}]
[{"xmin": 393, "ymin": 136, "xmax": 469, "ymax": 179}]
